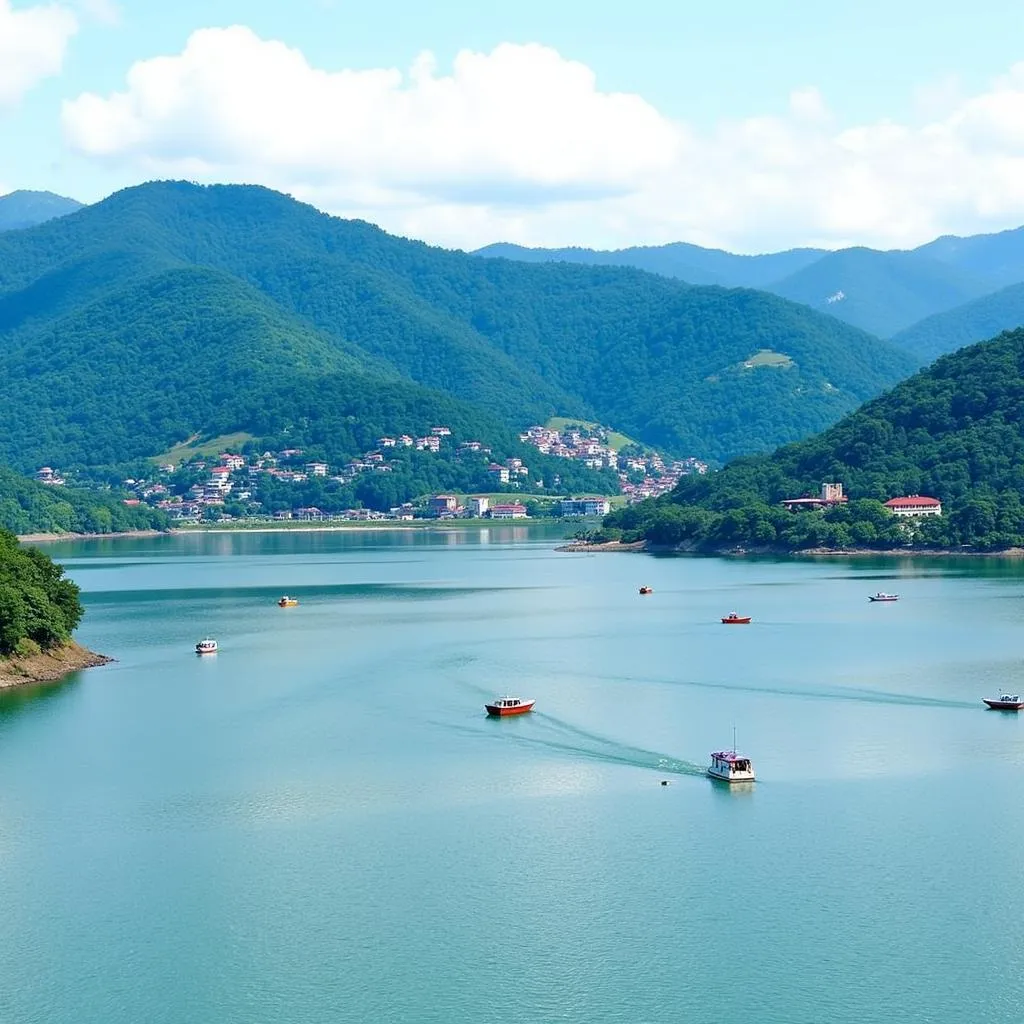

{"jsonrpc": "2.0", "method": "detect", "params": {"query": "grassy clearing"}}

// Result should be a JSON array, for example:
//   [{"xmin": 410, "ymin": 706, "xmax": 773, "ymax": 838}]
[
  {"xmin": 741, "ymin": 349, "xmax": 794, "ymax": 369},
  {"xmin": 152, "ymin": 432, "xmax": 256, "ymax": 465},
  {"xmin": 544, "ymin": 416, "xmax": 639, "ymax": 452}
]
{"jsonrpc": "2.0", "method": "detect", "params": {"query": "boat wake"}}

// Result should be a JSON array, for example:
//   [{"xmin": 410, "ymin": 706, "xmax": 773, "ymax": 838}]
[{"xmin": 436, "ymin": 695, "xmax": 704, "ymax": 777}]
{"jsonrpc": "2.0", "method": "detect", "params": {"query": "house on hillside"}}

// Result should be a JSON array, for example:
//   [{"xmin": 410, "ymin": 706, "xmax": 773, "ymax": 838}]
[
  {"xmin": 782, "ymin": 482, "xmax": 848, "ymax": 511},
  {"xmin": 559, "ymin": 497, "xmax": 611, "ymax": 517},
  {"xmin": 884, "ymin": 495, "xmax": 942, "ymax": 517}
]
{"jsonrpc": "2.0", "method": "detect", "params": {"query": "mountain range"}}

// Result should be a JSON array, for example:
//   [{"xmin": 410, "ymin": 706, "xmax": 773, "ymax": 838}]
[
  {"xmin": 0, "ymin": 180, "xmax": 915, "ymax": 475},
  {"xmin": 476, "ymin": 224, "xmax": 1024, "ymax": 350},
  {"xmin": 0, "ymin": 190, "xmax": 83, "ymax": 232}
]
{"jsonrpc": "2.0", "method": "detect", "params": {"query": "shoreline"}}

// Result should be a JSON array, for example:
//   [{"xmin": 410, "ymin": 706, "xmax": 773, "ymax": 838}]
[
  {"xmin": 18, "ymin": 521, "xmax": 573, "ymax": 543},
  {"xmin": 0, "ymin": 641, "xmax": 113, "ymax": 692},
  {"xmin": 558, "ymin": 540, "xmax": 1024, "ymax": 559}
]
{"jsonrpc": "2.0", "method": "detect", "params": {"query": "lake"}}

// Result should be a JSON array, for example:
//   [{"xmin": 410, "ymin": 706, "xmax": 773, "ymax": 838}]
[{"xmin": 2, "ymin": 527, "xmax": 1024, "ymax": 1023}]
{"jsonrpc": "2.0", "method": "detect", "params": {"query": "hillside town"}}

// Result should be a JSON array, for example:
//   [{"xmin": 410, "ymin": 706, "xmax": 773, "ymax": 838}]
[{"xmin": 34, "ymin": 421, "xmax": 706, "ymax": 523}]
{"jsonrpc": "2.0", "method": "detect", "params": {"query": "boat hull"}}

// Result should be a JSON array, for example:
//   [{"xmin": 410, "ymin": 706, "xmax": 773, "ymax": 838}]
[
  {"xmin": 707, "ymin": 767, "xmax": 756, "ymax": 783},
  {"xmin": 485, "ymin": 701, "xmax": 536, "ymax": 717},
  {"xmin": 195, "ymin": 648, "xmax": 217, "ymax": 655},
  {"xmin": 721, "ymin": 617, "xmax": 751, "ymax": 624},
  {"xmin": 869, "ymin": 596, "xmax": 898, "ymax": 602},
  {"xmin": 983, "ymin": 699, "xmax": 1024, "ymax": 711}
]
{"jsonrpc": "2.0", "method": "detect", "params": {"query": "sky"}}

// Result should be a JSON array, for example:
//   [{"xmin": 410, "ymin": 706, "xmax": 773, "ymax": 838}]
[{"xmin": 5, "ymin": 0, "xmax": 1024, "ymax": 252}]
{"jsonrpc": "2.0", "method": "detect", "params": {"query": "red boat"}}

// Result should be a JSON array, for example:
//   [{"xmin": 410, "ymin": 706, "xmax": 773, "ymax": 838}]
[
  {"xmin": 485, "ymin": 696, "xmax": 536, "ymax": 717},
  {"xmin": 983, "ymin": 694, "xmax": 1024, "ymax": 711},
  {"xmin": 721, "ymin": 613, "xmax": 752, "ymax": 624}
]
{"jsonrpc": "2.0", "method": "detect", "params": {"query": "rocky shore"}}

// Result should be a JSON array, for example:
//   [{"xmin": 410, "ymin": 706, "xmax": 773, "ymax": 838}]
[{"xmin": 0, "ymin": 641, "xmax": 113, "ymax": 691}]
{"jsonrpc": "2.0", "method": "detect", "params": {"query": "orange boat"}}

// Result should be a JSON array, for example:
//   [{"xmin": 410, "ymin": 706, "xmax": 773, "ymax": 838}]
[
  {"xmin": 485, "ymin": 696, "xmax": 536, "ymax": 717},
  {"xmin": 721, "ymin": 613, "xmax": 751, "ymax": 624},
  {"xmin": 278, "ymin": 595, "xmax": 299, "ymax": 608}
]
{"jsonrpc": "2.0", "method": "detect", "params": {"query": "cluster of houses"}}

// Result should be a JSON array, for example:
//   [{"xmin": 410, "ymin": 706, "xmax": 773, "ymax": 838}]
[
  {"xmin": 782, "ymin": 482, "xmax": 943, "ymax": 517},
  {"xmin": 422, "ymin": 495, "xmax": 613, "ymax": 520},
  {"xmin": 518, "ymin": 424, "xmax": 707, "ymax": 503}
]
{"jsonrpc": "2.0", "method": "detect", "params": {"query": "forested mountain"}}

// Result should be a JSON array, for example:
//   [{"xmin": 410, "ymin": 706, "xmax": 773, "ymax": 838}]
[
  {"xmin": 0, "ymin": 181, "xmax": 915, "ymax": 470},
  {"xmin": 473, "ymin": 241, "xmax": 825, "ymax": 288},
  {"xmin": 0, "ymin": 467, "xmax": 167, "ymax": 536},
  {"xmin": 477, "ymin": 224, "xmax": 1024, "ymax": 348},
  {"xmin": 767, "ymin": 247, "xmax": 990, "ymax": 338},
  {"xmin": 916, "ymin": 225, "xmax": 1024, "ymax": 290},
  {"xmin": 603, "ymin": 327, "xmax": 1024, "ymax": 552},
  {"xmin": 891, "ymin": 283, "xmax": 1024, "ymax": 363},
  {"xmin": 0, "ymin": 190, "xmax": 83, "ymax": 232}
]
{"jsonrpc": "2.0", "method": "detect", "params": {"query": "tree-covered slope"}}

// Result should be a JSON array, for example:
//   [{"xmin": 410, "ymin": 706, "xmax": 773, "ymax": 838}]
[
  {"xmin": 0, "ymin": 528, "xmax": 83, "ymax": 655},
  {"xmin": 892, "ymin": 282, "xmax": 1024, "ymax": 362},
  {"xmin": 0, "ymin": 181, "xmax": 917, "ymax": 465},
  {"xmin": 605, "ymin": 327, "xmax": 1024, "ymax": 551},
  {"xmin": 0, "ymin": 467, "xmax": 166, "ymax": 536},
  {"xmin": 768, "ymin": 247, "xmax": 990, "ymax": 338},
  {"xmin": 472, "ymin": 241, "xmax": 825, "ymax": 288},
  {"xmin": 0, "ymin": 190, "xmax": 83, "ymax": 232}
]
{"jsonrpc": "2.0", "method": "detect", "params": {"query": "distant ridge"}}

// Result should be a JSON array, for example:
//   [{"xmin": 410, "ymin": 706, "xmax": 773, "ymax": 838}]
[
  {"xmin": 474, "ymin": 225, "xmax": 1024, "ymax": 350},
  {"xmin": 0, "ymin": 190, "xmax": 84, "ymax": 232}
]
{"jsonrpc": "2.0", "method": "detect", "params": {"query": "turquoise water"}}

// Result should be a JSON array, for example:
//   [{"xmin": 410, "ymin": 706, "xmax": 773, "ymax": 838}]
[{"xmin": 3, "ymin": 528, "xmax": 1024, "ymax": 1023}]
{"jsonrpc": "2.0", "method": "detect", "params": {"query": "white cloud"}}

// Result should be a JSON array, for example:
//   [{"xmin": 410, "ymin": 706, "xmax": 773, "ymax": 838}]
[
  {"xmin": 0, "ymin": 0, "xmax": 77, "ymax": 108},
  {"xmin": 57, "ymin": 29, "xmax": 1024, "ymax": 252}
]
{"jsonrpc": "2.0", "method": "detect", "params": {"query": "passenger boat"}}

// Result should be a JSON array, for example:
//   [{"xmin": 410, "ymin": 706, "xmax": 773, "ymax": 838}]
[
  {"xmin": 195, "ymin": 637, "xmax": 218, "ymax": 655},
  {"xmin": 721, "ymin": 613, "xmax": 751, "ymax": 624},
  {"xmin": 277, "ymin": 596, "xmax": 299, "ymax": 607},
  {"xmin": 983, "ymin": 694, "xmax": 1024, "ymax": 711},
  {"xmin": 868, "ymin": 592, "xmax": 899, "ymax": 602},
  {"xmin": 639, "ymin": 586, "xmax": 653, "ymax": 595},
  {"xmin": 485, "ymin": 696, "xmax": 536, "ymax": 717},
  {"xmin": 707, "ymin": 749, "xmax": 756, "ymax": 783}
]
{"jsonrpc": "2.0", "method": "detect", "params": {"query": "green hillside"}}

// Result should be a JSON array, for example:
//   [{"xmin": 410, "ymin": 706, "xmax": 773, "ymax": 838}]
[
  {"xmin": 0, "ymin": 181, "xmax": 916, "ymax": 471},
  {"xmin": 892, "ymin": 282, "xmax": 1024, "ymax": 362},
  {"xmin": 768, "ymin": 247, "xmax": 989, "ymax": 338},
  {"xmin": 0, "ymin": 467, "xmax": 167, "ymax": 536},
  {"xmin": 605, "ymin": 327, "xmax": 1024, "ymax": 551},
  {"xmin": 0, "ymin": 190, "xmax": 83, "ymax": 232}
]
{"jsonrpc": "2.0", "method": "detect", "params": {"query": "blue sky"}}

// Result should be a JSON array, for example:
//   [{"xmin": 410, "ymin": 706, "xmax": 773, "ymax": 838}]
[{"xmin": 5, "ymin": 0, "xmax": 1024, "ymax": 250}]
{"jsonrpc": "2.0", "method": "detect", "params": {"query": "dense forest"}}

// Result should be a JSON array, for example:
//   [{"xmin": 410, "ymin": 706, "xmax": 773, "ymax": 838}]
[
  {"xmin": 0, "ymin": 181, "xmax": 916, "ymax": 472},
  {"xmin": 602, "ymin": 328, "xmax": 1024, "ymax": 552},
  {"xmin": 0, "ymin": 528, "xmax": 83, "ymax": 655},
  {"xmin": 0, "ymin": 467, "xmax": 167, "ymax": 535}
]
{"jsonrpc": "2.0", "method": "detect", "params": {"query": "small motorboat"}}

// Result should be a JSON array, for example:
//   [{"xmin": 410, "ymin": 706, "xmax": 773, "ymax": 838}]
[
  {"xmin": 195, "ymin": 637, "xmax": 218, "ymax": 655},
  {"xmin": 721, "ymin": 613, "xmax": 751, "ymax": 624},
  {"xmin": 639, "ymin": 586, "xmax": 653, "ymax": 595},
  {"xmin": 278, "ymin": 595, "xmax": 299, "ymax": 607},
  {"xmin": 485, "ymin": 696, "xmax": 536, "ymax": 717},
  {"xmin": 869, "ymin": 592, "xmax": 899, "ymax": 602},
  {"xmin": 983, "ymin": 694, "xmax": 1024, "ymax": 711},
  {"xmin": 707, "ymin": 749, "xmax": 756, "ymax": 783}
]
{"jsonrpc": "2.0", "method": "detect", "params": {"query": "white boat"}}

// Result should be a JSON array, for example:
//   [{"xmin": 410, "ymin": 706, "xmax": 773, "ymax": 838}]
[
  {"xmin": 707, "ymin": 733, "xmax": 755, "ymax": 783},
  {"xmin": 868, "ymin": 592, "xmax": 899, "ymax": 602},
  {"xmin": 195, "ymin": 637, "xmax": 218, "ymax": 655}
]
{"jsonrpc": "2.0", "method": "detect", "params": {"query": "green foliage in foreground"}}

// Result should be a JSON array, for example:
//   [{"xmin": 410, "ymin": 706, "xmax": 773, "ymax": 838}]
[
  {"xmin": 0, "ymin": 466, "xmax": 167, "ymax": 535},
  {"xmin": 603, "ymin": 327, "xmax": 1024, "ymax": 552},
  {"xmin": 0, "ymin": 528, "xmax": 83, "ymax": 655}
]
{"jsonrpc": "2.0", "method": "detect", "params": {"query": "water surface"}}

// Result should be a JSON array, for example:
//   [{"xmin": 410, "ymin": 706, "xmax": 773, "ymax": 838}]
[{"xmin": 2, "ymin": 529, "xmax": 1023, "ymax": 1023}]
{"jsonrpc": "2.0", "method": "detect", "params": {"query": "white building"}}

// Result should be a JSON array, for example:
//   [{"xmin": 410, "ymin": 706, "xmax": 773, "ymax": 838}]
[{"xmin": 884, "ymin": 496, "xmax": 942, "ymax": 517}]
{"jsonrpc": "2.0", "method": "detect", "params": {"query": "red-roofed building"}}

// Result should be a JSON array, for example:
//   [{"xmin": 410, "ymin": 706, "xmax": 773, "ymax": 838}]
[
  {"xmin": 489, "ymin": 503, "xmax": 528, "ymax": 520},
  {"xmin": 885, "ymin": 495, "xmax": 942, "ymax": 517}
]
